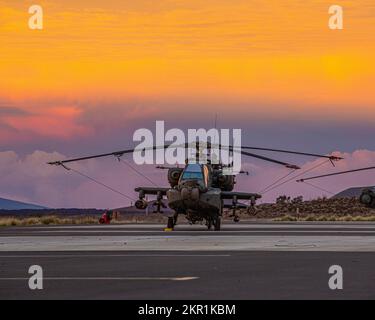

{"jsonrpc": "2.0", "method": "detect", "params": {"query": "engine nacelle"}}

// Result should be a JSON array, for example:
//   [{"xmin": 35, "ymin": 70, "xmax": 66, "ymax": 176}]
[
  {"xmin": 135, "ymin": 199, "xmax": 148, "ymax": 210},
  {"xmin": 217, "ymin": 174, "xmax": 235, "ymax": 191},
  {"xmin": 168, "ymin": 168, "xmax": 183, "ymax": 187}
]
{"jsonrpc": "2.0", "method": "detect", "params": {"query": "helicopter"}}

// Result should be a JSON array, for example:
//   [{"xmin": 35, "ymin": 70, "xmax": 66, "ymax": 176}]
[
  {"xmin": 297, "ymin": 166, "xmax": 375, "ymax": 208},
  {"xmin": 48, "ymin": 142, "xmax": 341, "ymax": 230}
]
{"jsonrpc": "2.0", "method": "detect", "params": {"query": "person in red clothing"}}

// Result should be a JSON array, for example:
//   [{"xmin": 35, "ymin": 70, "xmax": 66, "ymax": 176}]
[{"xmin": 99, "ymin": 210, "xmax": 113, "ymax": 224}]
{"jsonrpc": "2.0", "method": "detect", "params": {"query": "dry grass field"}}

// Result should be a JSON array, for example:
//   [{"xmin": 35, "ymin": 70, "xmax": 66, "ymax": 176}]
[{"xmin": 1, "ymin": 197, "xmax": 375, "ymax": 226}]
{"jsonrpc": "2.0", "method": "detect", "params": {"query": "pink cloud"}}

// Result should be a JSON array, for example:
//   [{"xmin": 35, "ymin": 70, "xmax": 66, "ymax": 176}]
[
  {"xmin": 237, "ymin": 149, "xmax": 375, "ymax": 203},
  {"xmin": 1, "ymin": 106, "xmax": 92, "ymax": 139},
  {"xmin": 0, "ymin": 150, "xmax": 154, "ymax": 208}
]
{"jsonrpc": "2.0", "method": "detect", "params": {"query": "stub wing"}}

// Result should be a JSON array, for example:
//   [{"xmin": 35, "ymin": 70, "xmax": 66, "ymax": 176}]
[
  {"xmin": 134, "ymin": 187, "xmax": 170, "ymax": 212},
  {"xmin": 221, "ymin": 191, "xmax": 261, "ymax": 209},
  {"xmin": 220, "ymin": 191, "xmax": 262, "ymax": 200},
  {"xmin": 222, "ymin": 200, "xmax": 248, "ymax": 209},
  {"xmin": 134, "ymin": 187, "xmax": 169, "ymax": 196}
]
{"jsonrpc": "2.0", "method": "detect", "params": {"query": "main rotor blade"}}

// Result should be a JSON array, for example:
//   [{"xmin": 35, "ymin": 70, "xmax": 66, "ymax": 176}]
[
  {"xmin": 190, "ymin": 142, "xmax": 300, "ymax": 168},
  {"xmin": 48, "ymin": 149, "xmax": 135, "ymax": 165},
  {"xmin": 241, "ymin": 146, "xmax": 342, "ymax": 161},
  {"xmin": 48, "ymin": 142, "xmax": 300, "ymax": 169},
  {"xmin": 48, "ymin": 144, "xmax": 193, "ymax": 165},
  {"xmin": 239, "ymin": 150, "xmax": 300, "ymax": 169},
  {"xmin": 297, "ymin": 166, "xmax": 375, "ymax": 182}
]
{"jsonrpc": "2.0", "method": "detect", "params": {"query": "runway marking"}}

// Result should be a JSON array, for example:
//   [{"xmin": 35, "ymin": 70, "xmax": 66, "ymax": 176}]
[
  {"xmin": 9, "ymin": 222, "xmax": 375, "ymax": 227},
  {"xmin": 4, "ymin": 224, "xmax": 375, "ymax": 235},
  {"xmin": 2, "ymin": 235, "xmax": 375, "ymax": 252},
  {"xmin": 0, "ymin": 276, "xmax": 199, "ymax": 281},
  {"xmin": 0, "ymin": 254, "xmax": 230, "ymax": 258},
  {"xmin": 274, "ymin": 243, "xmax": 317, "ymax": 248},
  {"xmin": 9, "ymin": 230, "xmax": 375, "ymax": 234}
]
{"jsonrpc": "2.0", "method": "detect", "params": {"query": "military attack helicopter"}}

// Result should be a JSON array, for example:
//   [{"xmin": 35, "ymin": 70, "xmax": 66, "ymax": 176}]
[
  {"xmin": 48, "ymin": 142, "xmax": 341, "ymax": 230},
  {"xmin": 297, "ymin": 166, "xmax": 375, "ymax": 208}
]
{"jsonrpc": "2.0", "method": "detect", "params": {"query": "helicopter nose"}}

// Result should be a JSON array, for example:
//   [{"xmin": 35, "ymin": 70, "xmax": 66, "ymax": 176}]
[{"xmin": 181, "ymin": 187, "xmax": 200, "ymax": 201}]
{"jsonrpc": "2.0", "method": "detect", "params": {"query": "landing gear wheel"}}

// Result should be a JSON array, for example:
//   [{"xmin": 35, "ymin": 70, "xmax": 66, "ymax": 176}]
[
  {"xmin": 167, "ymin": 217, "xmax": 175, "ymax": 229},
  {"xmin": 214, "ymin": 216, "xmax": 221, "ymax": 231}
]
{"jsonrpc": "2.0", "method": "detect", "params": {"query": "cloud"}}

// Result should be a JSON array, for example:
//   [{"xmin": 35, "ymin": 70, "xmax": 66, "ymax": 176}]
[
  {"xmin": 0, "ymin": 150, "xmax": 162, "ymax": 208},
  {"xmin": 237, "ymin": 149, "xmax": 375, "ymax": 203},
  {"xmin": 0, "ymin": 106, "xmax": 30, "ymax": 116},
  {"xmin": 0, "ymin": 105, "xmax": 93, "ymax": 142},
  {"xmin": 1, "ymin": 149, "xmax": 374, "ymax": 209}
]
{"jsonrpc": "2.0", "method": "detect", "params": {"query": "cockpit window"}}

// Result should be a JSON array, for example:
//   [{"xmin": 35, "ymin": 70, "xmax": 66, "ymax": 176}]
[
  {"xmin": 181, "ymin": 164, "xmax": 204, "ymax": 181},
  {"xmin": 181, "ymin": 171, "xmax": 203, "ymax": 180}
]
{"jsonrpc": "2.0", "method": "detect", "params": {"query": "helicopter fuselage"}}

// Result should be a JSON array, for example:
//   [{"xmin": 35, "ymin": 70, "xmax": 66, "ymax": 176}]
[
  {"xmin": 167, "ymin": 186, "xmax": 222, "ymax": 216},
  {"xmin": 134, "ymin": 162, "xmax": 260, "ymax": 229}
]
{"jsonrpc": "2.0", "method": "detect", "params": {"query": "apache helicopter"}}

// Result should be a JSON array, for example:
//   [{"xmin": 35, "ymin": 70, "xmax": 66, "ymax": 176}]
[
  {"xmin": 297, "ymin": 166, "xmax": 375, "ymax": 208},
  {"xmin": 48, "ymin": 142, "xmax": 341, "ymax": 230}
]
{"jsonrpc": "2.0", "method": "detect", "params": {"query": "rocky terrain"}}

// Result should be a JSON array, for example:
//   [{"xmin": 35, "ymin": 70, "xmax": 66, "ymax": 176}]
[
  {"xmin": 2, "ymin": 196, "xmax": 375, "ymax": 226},
  {"xmin": 233, "ymin": 196, "xmax": 375, "ymax": 221}
]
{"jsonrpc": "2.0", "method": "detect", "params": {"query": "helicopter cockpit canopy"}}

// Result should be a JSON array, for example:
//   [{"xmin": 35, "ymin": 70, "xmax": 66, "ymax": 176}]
[
  {"xmin": 180, "ymin": 163, "xmax": 210, "ymax": 187},
  {"xmin": 180, "ymin": 164, "xmax": 203, "ymax": 180}
]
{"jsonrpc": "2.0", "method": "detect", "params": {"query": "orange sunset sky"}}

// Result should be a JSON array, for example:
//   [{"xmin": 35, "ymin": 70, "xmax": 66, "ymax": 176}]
[
  {"xmin": 1, "ymin": 1, "xmax": 375, "ymax": 120},
  {"xmin": 0, "ymin": 0, "xmax": 375, "ymax": 207}
]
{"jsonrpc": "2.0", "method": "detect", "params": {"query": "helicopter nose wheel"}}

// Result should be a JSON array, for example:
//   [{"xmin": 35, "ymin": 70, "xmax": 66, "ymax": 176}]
[
  {"xmin": 166, "ymin": 213, "xmax": 179, "ymax": 230},
  {"xmin": 167, "ymin": 217, "xmax": 175, "ymax": 229}
]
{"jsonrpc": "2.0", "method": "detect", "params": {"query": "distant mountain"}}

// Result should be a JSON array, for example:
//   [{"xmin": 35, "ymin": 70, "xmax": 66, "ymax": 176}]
[
  {"xmin": 0, "ymin": 197, "xmax": 47, "ymax": 210},
  {"xmin": 332, "ymin": 186, "xmax": 373, "ymax": 199}
]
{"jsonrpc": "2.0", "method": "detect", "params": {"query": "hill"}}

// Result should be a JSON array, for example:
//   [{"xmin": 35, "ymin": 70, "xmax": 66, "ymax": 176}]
[
  {"xmin": 0, "ymin": 197, "xmax": 47, "ymax": 210},
  {"xmin": 332, "ymin": 186, "xmax": 374, "ymax": 199}
]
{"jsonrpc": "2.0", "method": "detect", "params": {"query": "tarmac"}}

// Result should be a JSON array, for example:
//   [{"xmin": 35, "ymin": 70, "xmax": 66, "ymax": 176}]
[{"xmin": 0, "ymin": 222, "xmax": 375, "ymax": 299}]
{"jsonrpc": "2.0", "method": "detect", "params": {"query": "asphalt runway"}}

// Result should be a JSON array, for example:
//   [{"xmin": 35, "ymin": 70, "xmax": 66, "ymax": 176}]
[{"xmin": 1, "ymin": 222, "xmax": 375, "ymax": 299}]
